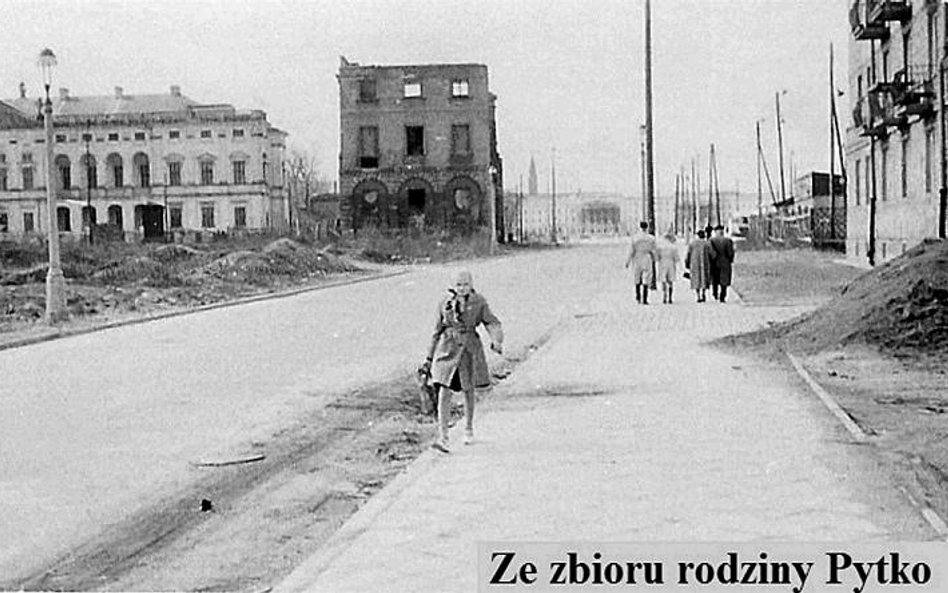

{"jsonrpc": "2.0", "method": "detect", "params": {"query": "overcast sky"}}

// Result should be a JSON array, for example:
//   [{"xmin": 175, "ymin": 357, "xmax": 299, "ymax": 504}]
[{"xmin": 2, "ymin": 0, "xmax": 850, "ymax": 201}]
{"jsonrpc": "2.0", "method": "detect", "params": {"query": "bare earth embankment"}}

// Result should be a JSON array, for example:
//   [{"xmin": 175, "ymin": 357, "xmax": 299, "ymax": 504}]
[{"xmin": 721, "ymin": 242, "xmax": 948, "ymax": 533}]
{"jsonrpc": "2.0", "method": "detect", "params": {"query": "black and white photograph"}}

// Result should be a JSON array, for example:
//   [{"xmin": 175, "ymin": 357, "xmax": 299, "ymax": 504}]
[{"xmin": 1, "ymin": 0, "xmax": 947, "ymax": 591}]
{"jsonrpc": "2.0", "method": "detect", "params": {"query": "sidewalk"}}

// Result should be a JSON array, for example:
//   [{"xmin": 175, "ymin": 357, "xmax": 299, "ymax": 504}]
[{"xmin": 275, "ymin": 278, "xmax": 937, "ymax": 593}]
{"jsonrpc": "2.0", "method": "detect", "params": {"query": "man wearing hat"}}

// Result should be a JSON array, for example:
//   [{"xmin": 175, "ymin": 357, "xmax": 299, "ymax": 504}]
[
  {"xmin": 422, "ymin": 270, "xmax": 503, "ymax": 452},
  {"xmin": 709, "ymin": 225, "xmax": 736, "ymax": 302}
]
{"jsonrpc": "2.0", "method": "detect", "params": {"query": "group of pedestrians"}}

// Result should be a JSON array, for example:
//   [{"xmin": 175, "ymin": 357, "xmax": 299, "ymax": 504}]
[
  {"xmin": 685, "ymin": 225, "xmax": 735, "ymax": 303},
  {"xmin": 625, "ymin": 221, "xmax": 735, "ymax": 304}
]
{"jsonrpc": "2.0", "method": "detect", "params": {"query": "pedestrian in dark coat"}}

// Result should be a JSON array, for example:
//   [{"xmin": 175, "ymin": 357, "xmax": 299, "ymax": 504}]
[
  {"xmin": 423, "ymin": 270, "xmax": 503, "ymax": 452},
  {"xmin": 684, "ymin": 230, "xmax": 713, "ymax": 302},
  {"xmin": 709, "ymin": 225, "xmax": 736, "ymax": 302}
]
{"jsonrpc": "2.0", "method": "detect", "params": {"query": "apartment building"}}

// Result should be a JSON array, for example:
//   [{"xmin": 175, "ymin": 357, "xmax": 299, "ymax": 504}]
[
  {"xmin": 847, "ymin": 0, "xmax": 947, "ymax": 263},
  {"xmin": 0, "ymin": 85, "xmax": 287, "ymax": 241},
  {"xmin": 337, "ymin": 57, "xmax": 504, "ymax": 237}
]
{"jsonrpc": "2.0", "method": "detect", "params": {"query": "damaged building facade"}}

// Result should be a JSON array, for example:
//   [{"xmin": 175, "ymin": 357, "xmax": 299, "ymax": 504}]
[
  {"xmin": 337, "ymin": 58, "xmax": 504, "ymax": 236},
  {"xmin": 847, "ymin": 0, "xmax": 948, "ymax": 264},
  {"xmin": 0, "ymin": 84, "xmax": 287, "ymax": 241}
]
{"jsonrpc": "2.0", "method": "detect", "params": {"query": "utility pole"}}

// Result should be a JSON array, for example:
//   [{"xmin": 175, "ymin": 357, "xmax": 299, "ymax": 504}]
[
  {"xmin": 940, "ymin": 2, "xmax": 948, "ymax": 239},
  {"xmin": 673, "ymin": 173, "xmax": 680, "ymax": 235},
  {"xmin": 757, "ymin": 121, "xmax": 763, "ymax": 225},
  {"xmin": 869, "ymin": 39, "xmax": 878, "ymax": 265},
  {"xmin": 84, "ymin": 119, "xmax": 94, "ymax": 245},
  {"xmin": 829, "ymin": 44, "xmax": 837, "ymax": 244},
  {"xmin": 644, "ymin": 0, "xmax": 656, "ymax": 234},
  {"xmin": 776, "ymin": 91, "xmax": 787, "ymax": 204},
  {"xmin": 691, "ymin": 158, "xmax": 698, "ymax": 235}
]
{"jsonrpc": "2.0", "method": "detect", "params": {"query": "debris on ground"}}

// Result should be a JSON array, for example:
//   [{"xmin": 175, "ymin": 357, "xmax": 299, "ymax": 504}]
[{"xmin": 734, "ymin": 238, "xmax": 948, "ymax": 362}]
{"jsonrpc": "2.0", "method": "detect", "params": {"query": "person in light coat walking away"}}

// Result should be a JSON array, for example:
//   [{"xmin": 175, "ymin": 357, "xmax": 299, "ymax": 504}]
[
  {"xmin": 684, "ymin": 229, "xmax": 714, "ymax": 302},
  {"xmin": 624, "ymin": 221, "xmax": 657, "ymax": 304},
  {"xmin": 655, "ymin": 232, "xmax": 680, "ymax": 304},
  {"xmin": 423, "ymin": 270, "xmax": 503, "ymax": 452}
]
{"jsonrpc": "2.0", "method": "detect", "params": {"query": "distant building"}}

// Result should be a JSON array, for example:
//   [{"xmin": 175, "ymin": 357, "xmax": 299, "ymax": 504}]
[
  {"xmin": 515, "ymin": 190, "xmax": 631, "ymax": 243},
  {"xmin": 847, "ymin": 0, "xmax": 944, "ymax": 263},
  {"xmin": 0, "ymin": 84, "xmax": 287, "ymax": 241},
  {"xmin": 336, "ymin": 57, "xmax": 503, "ymax": 237}
]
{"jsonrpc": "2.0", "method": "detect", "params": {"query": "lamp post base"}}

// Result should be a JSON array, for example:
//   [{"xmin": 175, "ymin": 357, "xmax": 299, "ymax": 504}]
[{"xmin": 45, "ymin": 268, "xmax": 69, "ymax": 324}]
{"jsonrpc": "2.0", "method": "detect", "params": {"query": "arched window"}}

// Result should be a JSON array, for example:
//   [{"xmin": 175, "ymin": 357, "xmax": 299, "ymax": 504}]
[
  {"xmin": 108, "ymin": 204, "xmax": 124, "ymax": 228},
  {"xmin": 106, "ymin": 153, "xmax": 124, "ymax": 187},
  {"xmin": 80, "ymin": 153, "xmax": 97, "ymax": 189},
  {"xmin": 133, "ymin": 152, "xmax": 150, "ymax": 188},
  {"xmin": 57, "ymin": 206, "xmax": 71, "ymax": 232},
  {"xmin": 54, "ymin": 155, "xmax": 71, "ymax": 190},
  {"xmin": 198, "ymin": 154, "xmax": 216, "ymax": 185}
]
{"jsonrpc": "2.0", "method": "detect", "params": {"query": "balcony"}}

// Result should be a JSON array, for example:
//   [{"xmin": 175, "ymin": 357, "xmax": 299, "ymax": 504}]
[
  {"xmin": 850, "ymin": 0, "xmax": 889, "ymax": 41},
  {"xmin": 860, "ymin": 90, "xmax": 907, "ymax": 138},
  {"xmin": 889, "ymin": 67, "xmax": 937, "ymax": 120},
  {"xmin": 867, "ymin": 0, "xmax": 911, "ymax": 24}
]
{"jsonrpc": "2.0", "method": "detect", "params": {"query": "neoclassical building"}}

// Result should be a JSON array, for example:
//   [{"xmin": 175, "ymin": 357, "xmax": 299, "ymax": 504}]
[
  {"xmin": 0, "ymin": 84, "xmax": 287, "ymax": 241},
  {"xmin": 337, "ymin": 57, "xmax": 504, "ymax": 236}
]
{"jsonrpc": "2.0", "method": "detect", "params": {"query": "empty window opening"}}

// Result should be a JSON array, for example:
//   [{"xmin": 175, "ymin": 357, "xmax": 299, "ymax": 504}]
[
  {"xmin": 408, "ymin": 188, "xmax": 426, "ymax": 214},
  {"xmin": 406, "ymin": 126, "xmax": 424, "ymax": 156}
]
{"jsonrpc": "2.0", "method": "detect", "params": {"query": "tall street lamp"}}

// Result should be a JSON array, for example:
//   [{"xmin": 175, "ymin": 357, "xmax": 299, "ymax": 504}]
[
  {"xmin": 487, "ymin": 164, "xmax": 498, "ymax": 254},
  {"xmin": 39, "ymin": 48, "xmax": 68, "ymax": 324}
]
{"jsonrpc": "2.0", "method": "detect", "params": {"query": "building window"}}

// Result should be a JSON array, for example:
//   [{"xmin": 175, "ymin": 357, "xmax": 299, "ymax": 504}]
[
  {"xmin": 23, "ymin": 212, "xmax": 34, "ymax": 232},
  {"xmin": 406, "ymin": 126, "xmax": 424, "ymax": 156},
  {"xmin": 0, "ymin": 212, "xmax": 7, "ymax": 232},
  {"xmin": 358, "ymin": 78, "xmax": 377, "ymax": 102},
  {"xmin": 113, "ymin": 163, "xmax": 124, "ymax": 187},
  {"xmin": 901, "ymin": 135, "xmax": 909, "ymax": 199},
  {"xmin": 201, "ymin": 203, "xmax": 215, "ymax": 228},
  {"xmin": 169, "ymin": 205, "xmax": 183, "ymax": 229},
  {"xmin": 233, "ymin": 160, "xmax": 246, "ymax": 184},
  {"xmin": 880, "ymin": 146, "xmax": 887, "ymax": 201},
  {"xmin": 0, "ymin": 169, "xmax": 6, "ymax": 191},
  {"xmin": 451, "ymin": 124, "xmax": 471, "ymax": 156},
  {"xmin": 200, "ymin": 130, "xmax": 212, "ymax": 139},
  {"xmin": 926, "ymin": 128, "xmax": 934, "ymax": 192},
  {"xmin": 57, "ymin": 206, "xmax": 71, "ymax": 232},
  {"xmin": 168, "ymin": 161, "xmax": 182, "ymax": 186},
  {"xmin": 232, "ymin": 128, "xmax": 244, "ymax": 138},
  {"xmin": 21, "ymin": 167, "xmax": 33, "ymax": 190},
  {"xmin": 234, "ymin": 205, "xmax": 247, "ymax": 228},
  {"xmin": 57, "ymin": 159, "xmax": 71, "ymax": 189},
  {"xmin": 358, "ymin": 126, "xmax": 379, "ymax": 168},
  {"xmin": 55, "ymin": 134, "xmax": 66, "ymax": 143},
  {"xmin": 403, "ymin": 81, "xmax": 422, "ymax": 98},
  {"xmin": 134, "ymin": 131, "xmax": 146, "ymax": 141},
  {"xmin": 85, "ymin": 158, "xmax": 97, "ymax": 189},
  {"xmin": 451, "ymin": 79, "xmax": 470, "ymax": 97},
  {"xmin": 108, "ymin": 204, "xmax": 123, "ymax": 227},
  {"xmin": 854, "ymin": 160, "xmax": 861, "ymax": 206},
  {"xmin": 169, "ymin": 130, "xmax": 180, "ymax": 140},
  {"xmin": 201, "ymin": 161, "xmax": 214, "ymax": 185},
  {"xmin": 929, "ymin": 11, "xmax": 936, "ymax": 79},
  {"xmin": 22, "ymin": 153, "xmax": 32, "ymax": 163},
  {"xmin": 138, "ymin": 163, "xmax": 150, "ymax": 187},
  {"xmin": 865, "ymin": 157, "xmax": 871, "ymax": 205},
  {"xmin": 108, "ymin": 132, "xmax": 119, "ymax": 141},
  {"xmin": 82, "ymin": 206, "xmax": 97, "ymax": 229}
]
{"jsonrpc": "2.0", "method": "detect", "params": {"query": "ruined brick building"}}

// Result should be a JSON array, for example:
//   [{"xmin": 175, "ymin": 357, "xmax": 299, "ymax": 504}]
[{"xmin": 337, "ymin": 57, "xmax": 504, "ymax": 236}]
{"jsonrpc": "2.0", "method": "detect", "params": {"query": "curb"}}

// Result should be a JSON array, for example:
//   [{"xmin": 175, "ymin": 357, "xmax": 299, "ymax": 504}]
[
  {"xmin": 0, "ymin": 268, "xmax": 410, "ymax": 353},
  {"xmin": 785, "ymin": 351, "xmax": 948, "ymax": 541}
]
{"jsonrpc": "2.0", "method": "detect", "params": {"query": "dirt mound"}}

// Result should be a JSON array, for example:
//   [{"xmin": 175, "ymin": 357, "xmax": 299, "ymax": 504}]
[
  {"xmin": 752, "ymin": 238, "xmax": 948, "ymax": 356},
  {"xmin": 198, "ymin": 240, "xmax": 356, "ymax": 285}
]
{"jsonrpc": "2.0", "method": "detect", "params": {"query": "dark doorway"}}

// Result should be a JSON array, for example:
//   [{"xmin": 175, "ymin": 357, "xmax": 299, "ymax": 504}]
[
  {"xmin": 408, "ymin": 188, "xmax": 426, "ymax": 214},
  {"xmin": 140, "ymin": 205, "xmax": 165, "ymax": 241}
]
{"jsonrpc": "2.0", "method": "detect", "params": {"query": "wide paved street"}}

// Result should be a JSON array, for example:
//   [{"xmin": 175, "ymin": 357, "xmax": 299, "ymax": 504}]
[{"xmin": 1, "ymin": 243, "xmax": 936, "ymax": 588}]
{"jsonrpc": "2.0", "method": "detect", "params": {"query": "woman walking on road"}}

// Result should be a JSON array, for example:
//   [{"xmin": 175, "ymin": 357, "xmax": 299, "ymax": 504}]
[
  {"xmin": 655, "ymin": 232, "xmax": 680, "ymax": 304},
  {"xmin": 422, "ymin": 270, "xmax": 503, "ymax": 452},
  {"xmin": 685, "ymin": 229, "xmax": 713, "ymax": 302}
]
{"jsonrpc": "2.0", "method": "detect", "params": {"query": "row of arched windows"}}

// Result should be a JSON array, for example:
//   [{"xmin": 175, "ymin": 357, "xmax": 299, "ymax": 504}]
[{"xmin": 50, "ymin": 152, "xmax": 254, "ymax": 190}]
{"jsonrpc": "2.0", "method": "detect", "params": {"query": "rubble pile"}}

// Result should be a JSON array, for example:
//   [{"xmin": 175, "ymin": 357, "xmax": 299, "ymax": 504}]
[{"xmin": 771, "ymin": 238, "xmax": 948, "ymax": 356}]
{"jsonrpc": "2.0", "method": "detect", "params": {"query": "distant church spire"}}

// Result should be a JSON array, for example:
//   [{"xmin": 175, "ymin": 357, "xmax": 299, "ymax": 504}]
[{"xmin": 528, "ymin": 156, "xmax": 538, "ymax": 195}]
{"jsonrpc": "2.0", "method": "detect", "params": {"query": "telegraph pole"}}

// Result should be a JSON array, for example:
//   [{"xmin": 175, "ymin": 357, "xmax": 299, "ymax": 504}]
[
  {"xmin": 644, "ymin": 0, "xmax": 656, "ymax": 233},
  {"xmin": 829, "ymin": 44, "xmax": 837, "ymax": 244},
  {"xmin": 776, "ymin": 91, "xmax": 787, "ymax": 204}
]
